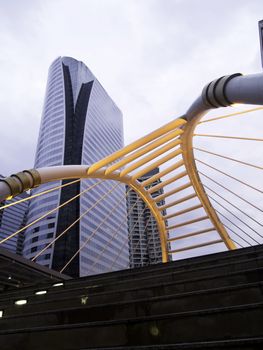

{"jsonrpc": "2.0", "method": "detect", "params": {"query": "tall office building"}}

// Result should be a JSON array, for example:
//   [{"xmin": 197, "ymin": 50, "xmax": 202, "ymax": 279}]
[
  {"xmin": 23, "ymin": 57, "xmax": 129, "ymax": 277},
  {"xmin": 127, "ymin": 168, "xmax": 167, "ymax": 268},
  {"xmin": 0, "ymin": 175, "xmax": 29, "ymax": 255}
]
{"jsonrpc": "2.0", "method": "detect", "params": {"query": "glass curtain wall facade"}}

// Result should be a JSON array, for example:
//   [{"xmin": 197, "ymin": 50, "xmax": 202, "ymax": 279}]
[
  {"xmin": 23, "ymin": 57, "xmax": 128, "ymax": 277},
  {"xmin": 127, "ymin": 168, "xmax": 168, "ymax": 268},
  {"xmin": 0, "ymin": 175, "xmax": 29, "ymax": 255}
]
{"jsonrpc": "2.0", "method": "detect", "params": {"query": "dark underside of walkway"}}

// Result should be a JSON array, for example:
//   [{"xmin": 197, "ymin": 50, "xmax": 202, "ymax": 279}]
[
  {"xmin": 1, "ymin": 245, "xmax": 263, "ymax": 349},
  {"xmin": 0, "ymin": 246, "xmax": 70, "ymax": 291}
]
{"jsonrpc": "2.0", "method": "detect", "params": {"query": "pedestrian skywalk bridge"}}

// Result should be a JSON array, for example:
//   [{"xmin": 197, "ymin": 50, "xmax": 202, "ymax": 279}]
[{"xmin": 0, "ymin": 72, "xmax": 263, "ymax": 273}]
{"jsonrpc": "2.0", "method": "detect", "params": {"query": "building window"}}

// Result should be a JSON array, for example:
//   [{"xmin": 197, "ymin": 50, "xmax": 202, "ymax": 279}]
[{"xmin": 31, "ymin": 247, "xmax": 37, "ymax": 253}]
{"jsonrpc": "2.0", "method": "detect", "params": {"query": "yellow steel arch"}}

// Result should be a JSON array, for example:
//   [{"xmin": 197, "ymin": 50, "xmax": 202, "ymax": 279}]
[
  {"xmin": 2, "ymin": 72, "xmax": 263, "ymax": 262},
  {"xmin": 180, "ymin": 117, "xmax": 236, "ymax": 250},
  {"xmin": 0, "ymin": 116, "xmax": 234, "ymax": 262}
]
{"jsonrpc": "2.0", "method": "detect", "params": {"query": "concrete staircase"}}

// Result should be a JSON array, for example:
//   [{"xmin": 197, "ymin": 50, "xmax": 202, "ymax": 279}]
[{"xmin": 0, "ymin": 245, "xmax": 263, "ymax": 349}]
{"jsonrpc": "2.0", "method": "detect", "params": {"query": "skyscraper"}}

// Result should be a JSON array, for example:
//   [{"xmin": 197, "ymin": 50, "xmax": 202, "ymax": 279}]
[
  {"xmin": 127, "ymin": 168, "xmax": 167, "ymax": 268},
  {"xmin": 0, "ymin": 175, "xmax": 29, "ymax": 255},
  {"xmin": 23, "ymin": 57, "xmax": 129, "ymax": 277}
]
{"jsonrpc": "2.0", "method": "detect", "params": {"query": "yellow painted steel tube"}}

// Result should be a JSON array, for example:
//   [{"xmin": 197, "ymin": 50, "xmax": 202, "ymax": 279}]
[
  {"xmin": 105, "ymin": 129, "xmax": 183, "ymax": 175},
  {"xmin": 88, "ymin": 118, "xmax": 186, "ymax": 175},
  {"xmin": 120, "ymin": 139, "xmax": 181, "ymax": 177},
  {"xmin": 147, "ymin": 171, "xmax": 187, "ymax": 194},
  {"xmin": 180, "ymin": 118, "xmax": 236, "ymax": 250},
  {"xmin": 141, "ymin": 159, "xmax": 184, "ymax": 187}
]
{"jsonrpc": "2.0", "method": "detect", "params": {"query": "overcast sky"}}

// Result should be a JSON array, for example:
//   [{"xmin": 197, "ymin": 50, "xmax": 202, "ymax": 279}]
[
  {"xmin": 0, "ymin": 0, "xmax": 262, "ymax": 176},
  {"xmin": 1, "ymin": 0, "xmax": 263, "ymax": 261}
]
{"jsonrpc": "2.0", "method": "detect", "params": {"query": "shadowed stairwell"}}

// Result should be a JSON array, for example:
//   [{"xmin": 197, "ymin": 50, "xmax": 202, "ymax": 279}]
[{"xmin": 0, "ymin": 245, "xmax": 263, "ymax": 349}]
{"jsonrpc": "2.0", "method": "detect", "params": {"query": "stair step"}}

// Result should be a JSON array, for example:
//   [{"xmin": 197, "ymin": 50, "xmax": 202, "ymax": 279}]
[
  {"xmin": 57, "ymin": 246, "xmax": 263, "ymax": 290},
  {"xmin": 1, "ymin": 253, "xmax": 263, "ymax": 310},
  {"xmin": 0, "ymin": 302, "xmax": 263, "ymax": 350},
  {"xmin": 1, "ymin": 264, "xmax": 263, "ymax": 314},
  {"xmin": 83, "ymin": 336, "xmax": 263, "ymax": 349},
  {"xmin": 1, "ymin": 281, "xmax": 263, "ymax": 328},
  {"xmin": 2, "ymin": 244, "xmax": 263, "ymax": 301}
]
